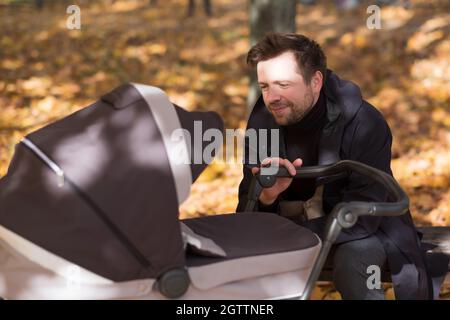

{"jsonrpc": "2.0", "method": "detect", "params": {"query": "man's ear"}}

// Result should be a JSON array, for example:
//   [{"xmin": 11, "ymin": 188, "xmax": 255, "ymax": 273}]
[{"xmin": 311, "ymin": 70, "xmax": 323, "ymax": 93}]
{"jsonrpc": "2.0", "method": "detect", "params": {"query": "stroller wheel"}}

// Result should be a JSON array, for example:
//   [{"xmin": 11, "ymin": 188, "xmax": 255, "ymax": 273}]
[{"xmin": 156, "ymin": 268, "xmax": 190, "ymax": 299}]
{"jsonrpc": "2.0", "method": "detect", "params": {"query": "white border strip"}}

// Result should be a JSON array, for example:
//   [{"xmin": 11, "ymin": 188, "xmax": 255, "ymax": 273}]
[{"xmin": 131, "ymin": 83, "xmax": 192, "ymax": 204}]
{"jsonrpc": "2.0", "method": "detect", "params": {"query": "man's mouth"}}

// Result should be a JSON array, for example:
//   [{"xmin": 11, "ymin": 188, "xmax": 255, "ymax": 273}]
[{"xmin": 270, "ymin": 106, "xmax": 289, "ymax": 115}]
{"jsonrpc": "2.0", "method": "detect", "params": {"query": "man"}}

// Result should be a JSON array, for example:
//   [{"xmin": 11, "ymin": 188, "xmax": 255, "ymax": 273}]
[{"xmin": 236, "ymin": 33, "xmax": 432, "ymax": 299}]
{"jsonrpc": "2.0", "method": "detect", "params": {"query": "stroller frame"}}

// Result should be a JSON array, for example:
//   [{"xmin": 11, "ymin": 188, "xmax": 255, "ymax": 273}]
[{"xmin": 242, "ymin": 159, "xmax": 409, "ymax": 300}]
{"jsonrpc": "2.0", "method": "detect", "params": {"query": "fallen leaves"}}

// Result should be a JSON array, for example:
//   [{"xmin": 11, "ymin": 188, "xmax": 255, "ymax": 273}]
[
  {"xmin": 179, "ymin": 161, "xmax": 241, "ymax": 219},
  {"xmin": 407, "ymin": 15, "xmax": 450, "ymax": 52},
  {"xmin": 0, "ymin": 1, "xmax": 449, "ymax": 228}
]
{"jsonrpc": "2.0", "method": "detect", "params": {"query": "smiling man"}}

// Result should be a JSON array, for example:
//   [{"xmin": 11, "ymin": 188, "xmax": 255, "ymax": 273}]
[
  {"xmin": 257, "ymin": 50, "xmax": 321, "ymax": 127},
  {"xmin": 236, "ymin": 33, "xmax": 432, "ymax": 300}
]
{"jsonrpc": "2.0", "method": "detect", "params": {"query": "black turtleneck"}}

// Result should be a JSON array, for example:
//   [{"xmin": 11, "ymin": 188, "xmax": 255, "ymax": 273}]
[{"xmin": 281, "ymin": 90, "xmax": 328, "ymax": 201}]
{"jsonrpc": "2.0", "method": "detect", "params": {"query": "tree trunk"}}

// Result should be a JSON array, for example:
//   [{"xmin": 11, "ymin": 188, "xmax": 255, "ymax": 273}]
[
  {"xmin": 247, "ymin": 0, "xmax": 297, "ymax": 112},
  {"xmin": 187, "ymin": 0, "xmax": 213, "ymax": 17},
  {"xmin": 36, "ymin": 0, "xmax": 44, "ymax": 9}
]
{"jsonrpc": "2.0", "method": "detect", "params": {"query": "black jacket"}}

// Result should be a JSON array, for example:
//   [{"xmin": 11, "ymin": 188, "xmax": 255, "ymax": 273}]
[{"xmin": 237, "ymin": 70, "xmax": 433, "ymax": 299}]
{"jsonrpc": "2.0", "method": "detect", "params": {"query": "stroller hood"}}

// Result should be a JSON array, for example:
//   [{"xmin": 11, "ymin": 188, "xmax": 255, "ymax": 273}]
[{"xmin": 0, "ymin": 83, "xmax": 224, "ymax": 281}]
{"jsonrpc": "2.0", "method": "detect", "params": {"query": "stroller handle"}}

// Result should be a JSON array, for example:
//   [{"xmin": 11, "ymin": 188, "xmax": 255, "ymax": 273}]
[
  {"xmin": 245, "ymin": 159, "xmax": 409, "ymax": 217},
  {"xmin": 243, "ymin": 160, "xmax": 410, "ymax": 300}
]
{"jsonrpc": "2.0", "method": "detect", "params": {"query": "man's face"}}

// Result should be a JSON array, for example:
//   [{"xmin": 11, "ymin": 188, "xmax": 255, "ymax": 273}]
[{"xmin": 257, "ymin": 51, "xmax": 322, "ymax": 126}]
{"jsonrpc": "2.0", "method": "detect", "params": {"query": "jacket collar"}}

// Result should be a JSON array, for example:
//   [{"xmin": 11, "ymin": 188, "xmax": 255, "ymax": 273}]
[{"xmin": 318, "ymin": 69, "xmax": 363, "ymax": 165}]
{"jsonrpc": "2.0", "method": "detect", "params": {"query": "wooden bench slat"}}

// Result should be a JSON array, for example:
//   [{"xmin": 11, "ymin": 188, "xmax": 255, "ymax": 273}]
[{"xmin": 418, "ymin": 227, "xmax": 450, "ymax": 256}]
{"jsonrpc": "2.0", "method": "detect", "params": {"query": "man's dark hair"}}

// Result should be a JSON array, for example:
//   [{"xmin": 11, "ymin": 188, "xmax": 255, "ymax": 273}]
[{"xmin": 247, "ymin": 33, "xmax": 327, "ymax": 83}]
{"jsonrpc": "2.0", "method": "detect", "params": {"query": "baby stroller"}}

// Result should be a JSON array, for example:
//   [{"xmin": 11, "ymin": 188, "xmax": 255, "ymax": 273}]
[{"xmin": 0, "ymin": 83, "xmax": 409, "ymax": 299}]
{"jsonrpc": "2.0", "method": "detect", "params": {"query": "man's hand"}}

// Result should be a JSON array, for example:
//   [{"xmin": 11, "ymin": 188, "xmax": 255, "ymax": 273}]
[{"xmin": 251, "ymin": 157, "xmax": 303, "ymax": 205}]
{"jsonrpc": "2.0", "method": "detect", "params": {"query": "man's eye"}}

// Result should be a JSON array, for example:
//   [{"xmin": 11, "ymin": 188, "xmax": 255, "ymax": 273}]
[
  {"xmin": 279, "ymin": 83, "xmax": 289, "ymax": 88},
  {"xmin": 260, "ymin": 86, "xmax": 268, "ymax": 91}
]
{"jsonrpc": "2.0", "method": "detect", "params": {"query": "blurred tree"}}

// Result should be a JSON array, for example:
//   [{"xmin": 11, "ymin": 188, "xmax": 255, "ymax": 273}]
[
  {"xmin": 247, "ymin": 0, "xmax": 297, "ymax": 111},
  {"xmin": 187, "ymin": 0, "xmax": 212, "ymax": 17}
]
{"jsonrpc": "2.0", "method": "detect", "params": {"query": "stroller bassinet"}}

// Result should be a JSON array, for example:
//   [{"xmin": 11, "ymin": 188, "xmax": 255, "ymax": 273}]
[{"xmin": 0, "ymin": 84, "xmax": 409, "ymax": 299}]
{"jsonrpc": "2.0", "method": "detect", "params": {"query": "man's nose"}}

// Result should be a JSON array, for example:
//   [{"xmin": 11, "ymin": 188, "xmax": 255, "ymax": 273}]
[{"xmin": 265, "ymin": 88, "xmax": 281, "ymax": 104}]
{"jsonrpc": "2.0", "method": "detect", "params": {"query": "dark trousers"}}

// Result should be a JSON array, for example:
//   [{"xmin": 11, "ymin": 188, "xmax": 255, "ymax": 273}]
[{"xmin": 332, "ymin": 235, "xmax": 387, "ymax": 300}]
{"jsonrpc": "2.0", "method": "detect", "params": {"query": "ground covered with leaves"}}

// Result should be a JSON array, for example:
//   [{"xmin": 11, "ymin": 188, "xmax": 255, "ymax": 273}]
[{"xmin": 0, "ymin": 0, "xmax": 449, "ymax": 299}]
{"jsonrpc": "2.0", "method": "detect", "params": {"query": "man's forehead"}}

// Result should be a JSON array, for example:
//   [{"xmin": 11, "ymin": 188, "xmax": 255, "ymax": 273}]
[{"xmin": 256, "ymin": 52, "xmax": 303, "ymax": 82}]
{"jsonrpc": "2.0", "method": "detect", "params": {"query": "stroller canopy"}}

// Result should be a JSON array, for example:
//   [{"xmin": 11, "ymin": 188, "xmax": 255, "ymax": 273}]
[{"xmin": 0, "ymin": 83, "xmax": 223, "ymax": 282}]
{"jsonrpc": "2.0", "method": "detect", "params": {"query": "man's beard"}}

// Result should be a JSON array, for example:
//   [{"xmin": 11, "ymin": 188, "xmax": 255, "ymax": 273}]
[{"xmin": 269, "ymin": 91, "xmax": 315, "ymax": 126}]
